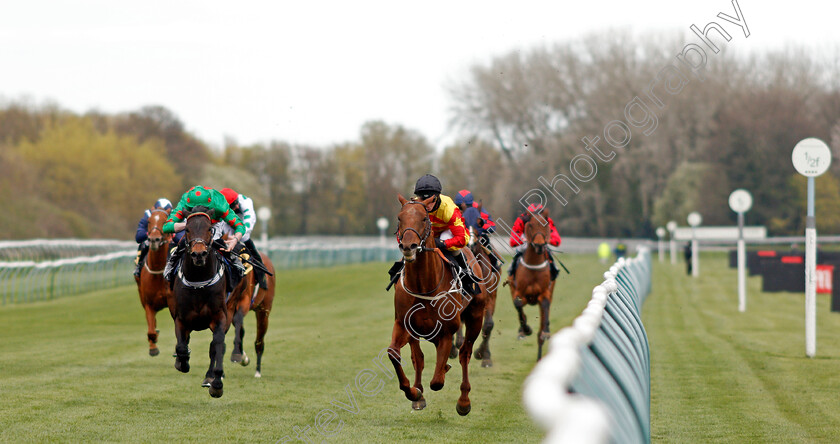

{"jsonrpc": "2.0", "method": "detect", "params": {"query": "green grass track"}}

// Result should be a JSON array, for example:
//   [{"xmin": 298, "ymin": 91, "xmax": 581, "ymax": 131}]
[
  {"xmin": 0, "ymin": 255, "xmax": 606, "ymax": 443},
  {"xmin": 648, "ymin": 253, "xmax": 840, "ymax": 443}
]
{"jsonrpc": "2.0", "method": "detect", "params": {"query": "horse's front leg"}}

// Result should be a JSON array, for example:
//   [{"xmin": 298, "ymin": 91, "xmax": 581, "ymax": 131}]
[
  {"xmin": 173, "ymin": 318, "xmax": 190, "ymax": 373},
  {"xmin": 457, "ymin": 297, "xmax": 485, "ymax": 416},
  {"xmin": 207, "ymin": 314, "xmax": 227, "ymax": 398},
  {"xmin": 537, "ymin": 295, "xmax": 552, "ymax": 361},
  {"xmin": 408, "ymin": 337, "xmax": 426, "ymax": 410},
  {"xmin": 254, "ymin": 307, "xmax": 270, "ymax": 378},
  {"xmin": 387, "ymin": 323, "xmax": 421, "ymax": 403},
  {"xmin": 475, "ymin": 290, "xmax": 496, "ymax": 367},
  {"xmin": 513, "ymin": 293, "xmax": 532, "ymax": 338},
  {"xmin": 144, "ymin": 304, "xmax": 160, "ymax": 356},
  {"xmin": 429, "ymin": 333, "xmax": 453, "ymax": 391},
  {"xmin": 230, "ymin": 307, "xmax": 247, "ymax": 364}
]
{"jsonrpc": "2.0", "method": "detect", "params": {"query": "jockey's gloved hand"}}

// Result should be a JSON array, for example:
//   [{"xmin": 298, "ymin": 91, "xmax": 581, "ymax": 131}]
[{"xmin": 435, "ymin": 238, "xmax": 447, "ymax": 251}]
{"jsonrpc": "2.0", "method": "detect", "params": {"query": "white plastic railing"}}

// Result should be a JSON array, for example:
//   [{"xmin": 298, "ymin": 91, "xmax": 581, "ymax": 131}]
[
  {"xmin": 0, "ymin": 238, "xmax": 402, "ymax": 305},
  {"xmin": 524, "ymin": 247, "xmax": 652, "ymax": 444},
  {"xmin": 0, "ymin": 251, "xmax": 136, "ymax": 304},
  {"xmin": 0, "ymin": 239, "xmax": 133, "ymax": 261}
]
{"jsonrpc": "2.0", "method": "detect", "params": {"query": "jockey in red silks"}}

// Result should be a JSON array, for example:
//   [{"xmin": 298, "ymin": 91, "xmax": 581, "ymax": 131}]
[
  {"xmin": 387, "ymin": 174, "xmax": 481, "ymax": 295},
  {"xmin": 508, "ymin": 203, "xmax": 561, "ymax": 281}
]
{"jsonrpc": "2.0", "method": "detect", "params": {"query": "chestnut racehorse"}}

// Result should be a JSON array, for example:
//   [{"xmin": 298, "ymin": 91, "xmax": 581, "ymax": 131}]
[
  {"xmin": 387, "ymin": 194, "xmax": 486, "ymax": 415},
  {"xmin": 506, "ymin": 208, "xmax": 555, "ymax": 360},
  {"xmin": 172, "ymin": 207, "xmax": 228, "ymax": 398},
  {"xmin": 135, "ymin": 208, "xmax": 174, "ymax": 356},
  {"xmin": 225, "ymin": 247, "xmax": 276, "ymax": 378}
]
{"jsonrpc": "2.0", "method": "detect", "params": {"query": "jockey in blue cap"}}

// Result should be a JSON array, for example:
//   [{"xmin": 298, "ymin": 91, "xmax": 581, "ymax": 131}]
[
  {"xmin": 454, "ymin": 189, "xmax": 501, "ymax": 271},
  {"xmin": 134, "ymin": 198, "xmax": 179, "ymax": 277}
]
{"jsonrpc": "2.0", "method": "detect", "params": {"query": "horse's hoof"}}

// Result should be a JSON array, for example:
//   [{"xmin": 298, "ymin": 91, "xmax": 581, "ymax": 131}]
[
  {"xmin": 412, "ymin": 396, "xmax": 427, "ymax": 411},
  {"xmin": 209, "ymin": 386, "xmax": 223, "ymax": 398},
  {"xmin": 230, "ymin": 353, "xmax": 242, "ymax": 363},
  {"xmin": 519, "ymin": 325, "xmax": 533, "ymax": 337},
  {"xmin": 254, "ymin": 371, "xmax": 262, "ymax": 378},
  {"xmin": 474, "ymin": 349, "xmax": 483, "ymax": 360},
  {"xmin": 201, "ymin": 377, "xmax": 213, "ymax": 387},
  {"xmin": 240, "ymin": 354, "xmax": 250, "ymax": 367},
  {"xmin": 481, "ymin": 359, "xmax": 493, "ymax": 368},
  {"xmin": 456, "ymin": 403, "xmax": 471, "ymax": 416},
  {"xmin": 149, "ymin": 348, "xmax": 160, "ymax": 357},
  {"xmin": 430, "ymin": 381, "xmax": 444, "ymax": 391},
  {"xmin": 174, "ymin": 361, "xmax": 190, "ymax": 373}
]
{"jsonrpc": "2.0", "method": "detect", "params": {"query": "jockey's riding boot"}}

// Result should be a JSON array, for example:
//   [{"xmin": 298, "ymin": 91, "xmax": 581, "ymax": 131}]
[
  {"xmin": 164, "ymin": 239, "xmax": 186, "ymax": 283},
  {"xmin": 549, "ymin": 256, "xmax": 560, "ymax": 281},
  {"xmin": 244, "ymin": 238, "xmax": 268, "ymax": 289},
  {"xmin": 386, "ymin": 261, "xmax": 404, "ymax": 290},
  {"xmin": 454, "ymin": 251, "xmax": 481, "ymax": 296},
  {"xmin": 134, "ymin": 242, "xmax": 149, "ymax": 278},
  {"xmin": 508, "ymin": 251, "xmax": 523, "ymax": 277}
]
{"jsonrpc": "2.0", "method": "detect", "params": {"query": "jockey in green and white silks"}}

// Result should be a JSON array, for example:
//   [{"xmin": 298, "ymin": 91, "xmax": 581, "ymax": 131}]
[
  {"xmin": 162, "ymin": 186, "xmax": 247, "ymax": 282},
  {"xmin": 219, "ymin": 187, "xmax": 268, "ymax": 289}
]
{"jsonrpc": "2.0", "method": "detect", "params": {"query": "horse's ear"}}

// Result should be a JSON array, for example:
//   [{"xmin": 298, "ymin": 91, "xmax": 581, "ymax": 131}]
[
  {"xmin": 541, "ymin": 207, "xmax": 549, "ymax": 217},
  {"xmin": 422, "ymin": 195, "xmax": 436, "ymax": 212},
  {"xmin": 398, "ymin": 193, "xmax": 408, "ymax": 206},
  {"xmin": 521, "ymin": 213, "xmax": 532, "ymax": 223}
]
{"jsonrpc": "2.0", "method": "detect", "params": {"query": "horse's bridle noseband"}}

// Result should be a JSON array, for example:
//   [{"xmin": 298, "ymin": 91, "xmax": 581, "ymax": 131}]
[{"xmin": 395, "ymin": 201, "xmax": 433, "ymax": 252}]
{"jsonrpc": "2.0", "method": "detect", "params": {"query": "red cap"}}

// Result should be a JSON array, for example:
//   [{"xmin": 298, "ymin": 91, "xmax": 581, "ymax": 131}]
[{"xmin": 220, "ymin": 188, "xmax": 238, "ymax": 205}]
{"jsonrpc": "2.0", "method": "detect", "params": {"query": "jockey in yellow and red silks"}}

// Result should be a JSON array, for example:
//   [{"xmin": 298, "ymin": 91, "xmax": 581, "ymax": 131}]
[
  {"xmin": 413, "ymin": 175, "xmax": 470, "ymax": 253},
  {"xmin": 387, "ymin": 174, "xmax": 480, "ymax": 295}
]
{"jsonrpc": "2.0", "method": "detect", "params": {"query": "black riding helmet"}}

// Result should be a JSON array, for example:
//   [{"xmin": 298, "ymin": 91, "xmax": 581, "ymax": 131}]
[{"xmin": 414, "ymin": 174, "xmax": 442, "ymax": 212}]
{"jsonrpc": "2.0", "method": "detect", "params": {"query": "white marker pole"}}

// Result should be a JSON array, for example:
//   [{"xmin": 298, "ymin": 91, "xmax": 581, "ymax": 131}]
[
  {"xmin": 656, "ymin": 227, "xmax": 666, "ymax": 263},
  {"xmin": 737, "ymin": 212, "xmax": 746, "ymax": 312},
  {"xmin": 805, "ymin": 177, "xmax": 817, "ymax": 357},
  {"xmin": 729, "ymin": 189, "xmax": 753, "ymax": 313},
  {"xmin": 688, "ymin": 212, "xmax": 702, "ymax": 277},
  {"xmin": 667, "ymin": 221, "xmax": 677, "ymax": 265},
  {"xmin": 257, "ymin": 206, "xmax": 272, "ymax": 251},
  {"xmin": 791, "ymin": 137, "xmax": 831, "ymax": 358}
]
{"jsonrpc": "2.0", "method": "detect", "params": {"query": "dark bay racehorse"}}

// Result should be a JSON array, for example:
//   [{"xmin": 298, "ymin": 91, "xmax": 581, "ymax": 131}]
[
  {"xmin": 506, "ymin": 208, "xmax": 556, "ymax": 360},
  {"xmin": 388, "ymin": 194, "xmax": 486, "ymax": 415},
  {"xmin": 172, "ymin": 207, "xmax": 228, "ymax": 398},
  {"xmin": 449, "ymin": 219, "xmax": 503, "ymax": 368},
  {"xmin": 225, "ymin": 248, "xmax": 276, "ymax": 378},
  {"xmin": 468, "ymin": 224, "xmax": 501, "ymax": 367},
  {"xmin": 136, "ymin": 208, "xmax": 174, "ymax": 356}
]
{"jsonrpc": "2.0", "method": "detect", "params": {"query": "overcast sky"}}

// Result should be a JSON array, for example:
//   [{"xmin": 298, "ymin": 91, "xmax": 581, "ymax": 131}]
[{"xmin": 0, "ymin": 0, "xmax": 836, "ymax": 151}]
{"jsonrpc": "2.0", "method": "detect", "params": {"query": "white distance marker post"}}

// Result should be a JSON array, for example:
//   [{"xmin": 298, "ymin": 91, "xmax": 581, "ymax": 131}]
[
  {"xmin": 729, "ymin": 189, "xmax": 753, "ymax": 313},
  {"xmin": 376, "ymin": 217, "xmax": 390, "ymax": 261},
  {"xmin": 656, "ymin": 227, "xmax": 666, "ymax": 263},
  {"xmin": 687, "ymin": 212, "xmax": 702, "ymax": 277},
  {"xmin": 257, "ymin": 206, "xmax": 271, "ymax": 250},
  {"xmin": 792, "ymin": 137, "xmax": 832, "ymax": 358},
  {"xmin": 667, "ymin": 221, "xmax": 678, "ymax": 265}
]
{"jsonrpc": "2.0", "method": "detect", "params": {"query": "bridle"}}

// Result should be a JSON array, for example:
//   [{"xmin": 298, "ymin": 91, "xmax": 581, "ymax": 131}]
[
  {"xmin": 185, "ymin": 212, "xmax": 212, "ymax": 252},
  {"xmin": 395, "ymin": 201, "xmax": 433, "ymax": 252}
]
